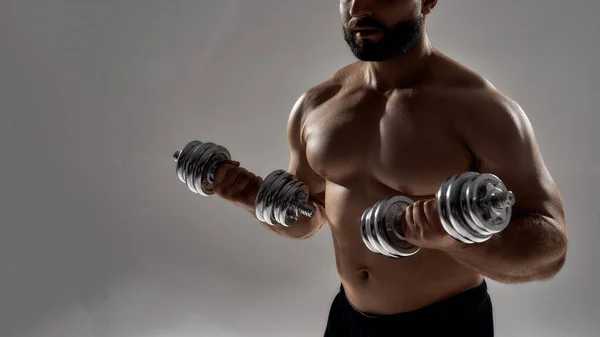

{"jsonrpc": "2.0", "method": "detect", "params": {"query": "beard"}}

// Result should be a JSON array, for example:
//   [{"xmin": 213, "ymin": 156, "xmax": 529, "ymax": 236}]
[{"xmin": 344, "ymin": 16, "xmax": 424, "ymax": 61}]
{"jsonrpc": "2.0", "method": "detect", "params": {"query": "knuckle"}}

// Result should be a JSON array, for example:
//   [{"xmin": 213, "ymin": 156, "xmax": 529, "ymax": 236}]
[
  {"xmin": 236, "ymin": 168, "xmax": 252, "ymax": 179},
  {"xmin": 235, "ymin": 175, "xmax": 251, "ymax": 187},
  {"xmin": 224, "ymin": 167, "xmax": 236, "ymax": 178},
  {"xmin": 426, "ymin": 200, "xmax": 437, "ymax": 210},
  {"xmin": 217, "ymin": 163, "xmax": 233, "ymax": 173},
  {"xmin": 215, "ymin": 166, "xmax": 232, "ymax": 180}
]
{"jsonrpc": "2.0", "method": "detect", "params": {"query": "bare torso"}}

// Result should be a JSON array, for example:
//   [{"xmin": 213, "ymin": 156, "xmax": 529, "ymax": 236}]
[{"xmin": 302, "ymin": 52, "xmax": 493, "ymax": 314}]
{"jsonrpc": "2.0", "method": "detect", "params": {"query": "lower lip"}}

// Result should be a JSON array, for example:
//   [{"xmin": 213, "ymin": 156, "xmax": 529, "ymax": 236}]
[{"xmin": 355, "ymin": 31, "xmax": 381, "ymax": 38}]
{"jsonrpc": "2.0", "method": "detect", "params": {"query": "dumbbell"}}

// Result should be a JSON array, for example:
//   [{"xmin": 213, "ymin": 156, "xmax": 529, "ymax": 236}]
[
  {"xmin": 172, "ymin": 140, "xmax": 316, "ymax": 227},
  {"xmin": 360, "ymin": 172, "xmax": 516, "ymax": 258}
]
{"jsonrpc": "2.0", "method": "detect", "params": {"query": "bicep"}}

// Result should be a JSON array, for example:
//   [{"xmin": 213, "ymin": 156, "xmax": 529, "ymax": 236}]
[{"xmin": 462, "ymin": 94, "xmax": 564, "ymax": 222}]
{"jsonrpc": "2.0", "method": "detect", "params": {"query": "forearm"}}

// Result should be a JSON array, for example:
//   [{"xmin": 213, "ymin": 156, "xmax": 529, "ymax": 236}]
[{"xmin": 445, "ymin": 212, "xmax": 567, "ymax": 283}]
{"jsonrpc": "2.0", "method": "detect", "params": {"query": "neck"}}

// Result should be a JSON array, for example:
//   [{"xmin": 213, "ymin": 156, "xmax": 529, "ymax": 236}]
[{"xmin": 364, "ymin": 33, "xmax": 434, "ymax": 93}]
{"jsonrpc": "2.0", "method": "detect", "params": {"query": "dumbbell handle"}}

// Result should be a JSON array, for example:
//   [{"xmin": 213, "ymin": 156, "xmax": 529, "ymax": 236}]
[
  {"xmin": 481, "ymin": 191, "xmax": 515, "ymax": 209},
  {"xmin": 295, "ymin": 201, "xmax": 317, "ymax": 217}
]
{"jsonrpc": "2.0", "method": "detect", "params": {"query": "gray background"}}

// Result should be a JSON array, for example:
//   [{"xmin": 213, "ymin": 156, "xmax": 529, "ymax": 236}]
[{"xmin": 1, "ymin": 0, "xmax": 598, "ymax": 336}]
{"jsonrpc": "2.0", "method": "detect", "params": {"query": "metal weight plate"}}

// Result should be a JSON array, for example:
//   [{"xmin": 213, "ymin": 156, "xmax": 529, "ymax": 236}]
[
  {"xmin": 372, "ymin": 199, "xmax": 399, "ymax": 258},
  {"xmin": 265, "ymin": 171, "xmax": 286, "ymax": 225},
  {"xmin": 466, "ymin": 173, "xmax": 513, "ymax": 234},
  {"xmin": 197, "ymin": 143, "xmax": 231, "ymax": 196},
  {"xmin": 272, "ymin": 173, "xmax": 315, "ymax": 226},
  {"xmin": 448, "ymin": 173, "xmax": 491, "ymax": 243},
  {"xmin": 188, "ymin": 142, "xmax": 216, "ymax": 194},
  {"xmin": 273, "ymin": 174, "xmax": 296, "ymax": 226},
  {"xmin": 263, "ymin": 171, "xmax": 287, "ymax": 224},
  {"xmin": 368, "ymin": 200, "xmax": 388, "ymax": 256},
  {"xmin": 274, "ymin": 173, "xmax": 300, "ymax": 226},
  {"xmin": 446, "ymin": 173, "xmax": 478, "ymax": 242},
  {"xmin": 262, "ymin": 171, "xmax": 289, "ymax": 226},
  {"xmin": 177, "ymin": 141, "xmax": 215, "ymax": 195},
  {"xmin": 174, "ymin": 140, "xmax": 202, "ymax": 184},
  {"xmin": 458, "ymin": 175, "xmax": 495, "ymax": 237},
  {"xmin": 437, "ymin": 174, "xmax": 474, "ymax": 243},
  {"xmin": 361, "ymin": 202, "xmax": 379, "ymax": 254},
  {"xmin": 361, "ymin": 200, "xmax": 385, "ymax": 255},
  {"xmin": 452, "ymin": 174, "xmax": 493, "ymax": 243},
  {"xmin": 254, "ymin": 170, "xmax": 315, "ymax": 227},
  {"xmin": 371, "ymin": 199, "xmax": 399, "ymax": 258},
  {"xmin": 284, "ymin": 182, "xmax": 310, "ymax": 226},
  {"xmin": 254, "ymin": 170, "xmax": 283, "ymax": 223},
  {"xmin": 189, "ymin": 142, "xmax": 213, "ymax": 194},
  {"xmin": 279, "ymin": 178, "xmax": 301, "ymax": 225},
  {"xmin": 174, "ymin": 140, "xmax": 204, "ymax": 186},
  {"xmin": 255, "ymin": 170, "xmax": 300, "ymax": 226},
  {"xmin": 293, "ymin": 184, "xmax": 313, "ymax": 217},
  {"xmin": 378, "ymin": 195, "xmax": 420, "ymax": 257}
]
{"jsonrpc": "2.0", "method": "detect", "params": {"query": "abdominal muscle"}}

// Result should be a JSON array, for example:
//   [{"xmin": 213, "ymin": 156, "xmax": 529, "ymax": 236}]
[{"xmin": 326, "ymin": 182, "xmax": 484, "ymax": 315}]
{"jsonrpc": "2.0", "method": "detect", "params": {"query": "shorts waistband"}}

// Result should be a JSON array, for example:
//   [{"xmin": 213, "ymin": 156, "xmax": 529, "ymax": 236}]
[{"xmin": 339, "ymin": 279, "xmax": 489, "ymax": 320}]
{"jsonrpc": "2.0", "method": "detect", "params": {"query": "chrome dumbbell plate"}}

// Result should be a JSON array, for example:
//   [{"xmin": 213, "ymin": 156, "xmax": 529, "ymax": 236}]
[
  {"xmin": 173, "ymin": 140, "xmax": 231, "ymax": 196},
  {"xmin": 360, "ymin": 195, "xmax": 420, "ymax": 258},
  {"xmin": 437, "ymin": 172, "xmax": 514, "ymax": 244},
  {"xmin": 255, "ymin": 170, "xmax": 315, "ymax": 227}
]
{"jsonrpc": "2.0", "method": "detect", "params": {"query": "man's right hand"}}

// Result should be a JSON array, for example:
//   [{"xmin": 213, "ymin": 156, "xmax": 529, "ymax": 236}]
[{"xmin": 212, "ymin": 160, "xmax": 264, "ymax": 213}]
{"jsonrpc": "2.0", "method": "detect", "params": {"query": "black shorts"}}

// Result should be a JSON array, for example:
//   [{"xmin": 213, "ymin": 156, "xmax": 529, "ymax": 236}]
[{"xmin": 324, "ymin": 280, "xmax": 494, "ymax": 337}]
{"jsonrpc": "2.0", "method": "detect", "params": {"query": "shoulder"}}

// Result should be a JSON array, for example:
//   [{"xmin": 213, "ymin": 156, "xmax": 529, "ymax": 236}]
[
  {"xmin": 286, "ymin": 70, "xmax": 347, "ymax": 139},
  {"xmin": 301, "ymin": 62, "xmax": 362, "ymax": 107},
  {"xmin": 297, "ymin": 81, "xmax": 343, "ymax": 111},
  {"xmin": 287, "ymin": 65, "xmax": 356, "ymax": 124},
  {"xmin": 419, "ymin": 85, "xmax": 530, "ymax": 147},
  {"xmin": 407, "ymin": 54, "xmax": 534, "ymax": 155},
  {"xmin": 450, "ymin": 88, "xmax": 529, "ymax": 136},
  {"xmin": 427, "ymin": 51, "xmax": 492, "ymax": 90},
  {"xmin": 434, "ymin": 86, "xmax": 536, "ymax": 175},
  {"xmin": 415, "ymin": 52, "xmax": 528, "ymax": 129}
]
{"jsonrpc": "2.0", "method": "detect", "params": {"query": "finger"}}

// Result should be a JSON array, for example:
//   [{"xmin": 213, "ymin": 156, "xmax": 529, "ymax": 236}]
[
  {"xmin": 222, "ymin": 159, "xmax": 240, "ymax": 167},
  {"xmin": 220, "ymin": 167, "xmax": 248, "ymax": 198},
  {"xmin": 243, "ymin": 176, "xmax": 263, "ymax": 206},
  {"xmin": 413, "ymin": 200, "xmax": 428, "ymax": 236},
  {"xmin": 423, "ymin": 199, "xmax": 441, "ymax": 232},
  {"xmin": 213, "ymin": 162, "xmax": 239, "ymax": 188},
  {"xmin": 230, "ymin": 172, "xmax": 255, "ymax": 199}
]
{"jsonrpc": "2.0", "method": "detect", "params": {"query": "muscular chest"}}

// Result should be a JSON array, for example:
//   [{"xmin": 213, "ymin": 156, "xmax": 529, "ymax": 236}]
[{"xmin": 303, "ymin": 88, "xmax": 474, "ymax": 195}]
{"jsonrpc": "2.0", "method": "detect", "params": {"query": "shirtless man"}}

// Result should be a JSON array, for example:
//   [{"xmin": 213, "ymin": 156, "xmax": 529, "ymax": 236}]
[{"xmin": 211, "ymin": 1, "xmax": 568, "ymax": 336}]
